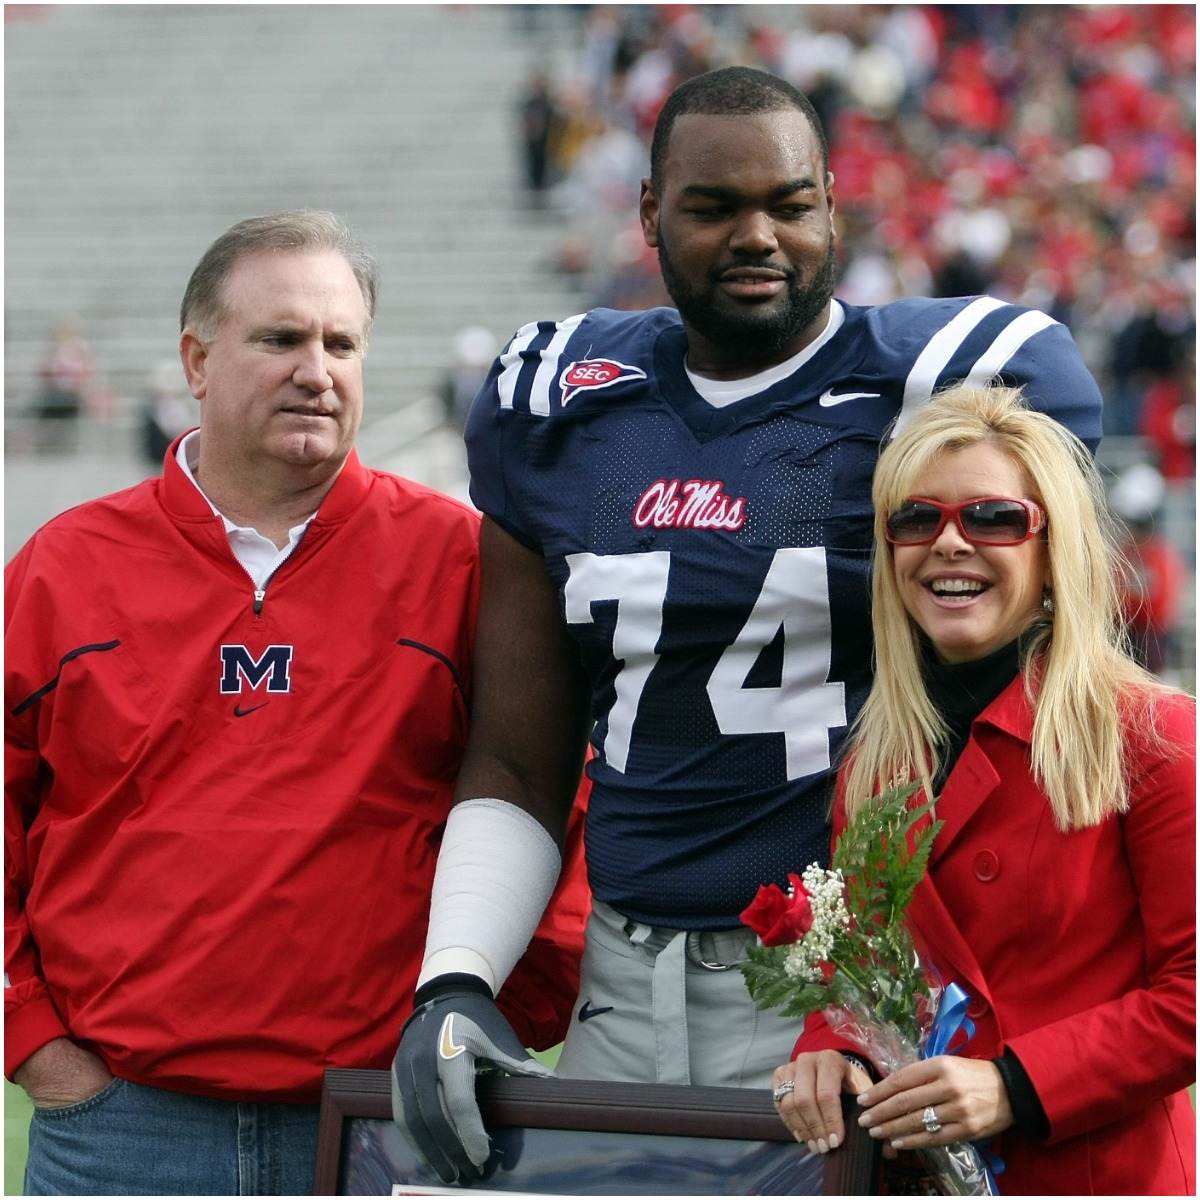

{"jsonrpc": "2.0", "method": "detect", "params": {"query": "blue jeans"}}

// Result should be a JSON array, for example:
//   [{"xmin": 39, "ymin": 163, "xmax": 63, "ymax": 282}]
[{"xmin": 24, "ymin": 1077, "xmax": 320, "ymax": 1195}]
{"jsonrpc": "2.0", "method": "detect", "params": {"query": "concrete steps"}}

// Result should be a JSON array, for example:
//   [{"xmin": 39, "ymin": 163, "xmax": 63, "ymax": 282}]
[{"xmin": 5, "ymin": 3, "xmax": 589, "ymax": 446}]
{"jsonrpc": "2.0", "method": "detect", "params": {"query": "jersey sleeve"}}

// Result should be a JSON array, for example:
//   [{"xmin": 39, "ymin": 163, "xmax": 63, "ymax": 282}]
[
  {"xmin": 889, "ymin": 298, "xmax": 1104, "ymax": 453},
  {"xmin": 463, "ymin": 349, "xmax": 535, "ymax": 549},
  {"xmin": 978, "ymin": 317, "xmax": 1104, "ymax": 452},
  {"xmin": 464, "ymin": 320, "xmax": 557, "ymax": 553},
  {"xmin": 4, "ymin": 537, "xmax": 72, "ymax": 1078},
  {"xmin": 464, "ymin": 312, "xmax": 598, "ymax": 552}
]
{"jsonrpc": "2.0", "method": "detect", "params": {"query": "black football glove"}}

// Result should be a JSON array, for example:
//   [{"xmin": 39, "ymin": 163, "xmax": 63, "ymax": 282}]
[{"xmin": 391, "ymin": 974, "xmax": 552, "ymax": 1184}]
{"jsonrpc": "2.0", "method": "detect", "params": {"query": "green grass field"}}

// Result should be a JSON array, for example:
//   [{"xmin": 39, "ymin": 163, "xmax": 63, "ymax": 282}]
[{"xmin": 5, "ymin": 1082, "xmax": 32, "ymax": 1195}]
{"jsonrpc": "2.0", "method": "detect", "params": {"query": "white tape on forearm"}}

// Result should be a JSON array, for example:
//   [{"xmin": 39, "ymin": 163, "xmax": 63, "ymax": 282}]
[{"xmin": 417, "ymin": 798, "xmax": 562, "ymax": 994}]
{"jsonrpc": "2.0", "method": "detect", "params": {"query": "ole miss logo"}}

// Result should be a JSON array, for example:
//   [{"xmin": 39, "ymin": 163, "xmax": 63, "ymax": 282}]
[
  {"xmin": 559, "ymin": 358, "xmax": 647, "ymax": 406},
  {"xmin": 633, "ymin": 479, "xmax": 747, "ymax": 531}
]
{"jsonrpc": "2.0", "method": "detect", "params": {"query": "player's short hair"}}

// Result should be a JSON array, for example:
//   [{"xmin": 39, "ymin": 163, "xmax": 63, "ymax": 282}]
[
  {"xmin": 180, "ymin": 210, "xmax": 378, "ymax": 340},
  {"xmin": 650, "ymin": 66, "xmax": 829, "ymax": 188}
]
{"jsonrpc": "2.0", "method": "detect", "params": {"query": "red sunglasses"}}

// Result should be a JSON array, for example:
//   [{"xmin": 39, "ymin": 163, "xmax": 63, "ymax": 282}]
[{"xmin": 885, "ymin": 496, "xmax": 1048, "ymax": 546}]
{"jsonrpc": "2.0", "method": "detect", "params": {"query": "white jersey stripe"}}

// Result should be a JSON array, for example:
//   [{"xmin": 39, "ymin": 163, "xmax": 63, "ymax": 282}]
[
  {"xmin": 496, "ymin": 320, "xmax": 543, "ymax": 410},
  {"xmin": 528, "ymin": 313, "xmax": 586, "ymax": 416},
  {"xmin": 963, "ymin": 310, "xmax": 1058, "ymax": 388},
  {"xmin": 893, "ymin": 296, "xmax": 1006, "ymax": 437}
]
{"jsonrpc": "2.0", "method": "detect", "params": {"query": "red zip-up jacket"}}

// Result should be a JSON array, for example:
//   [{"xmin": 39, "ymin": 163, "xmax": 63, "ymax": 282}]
[{"xmin": 5, "ymin": 440, "xmax": 589, "ymax": 1101}]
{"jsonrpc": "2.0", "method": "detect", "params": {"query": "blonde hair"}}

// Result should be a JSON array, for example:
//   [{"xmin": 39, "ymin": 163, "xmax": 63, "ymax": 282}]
[{"xmin": 843, "ymin": 383, "xmax": 1171, "ymax": 831}]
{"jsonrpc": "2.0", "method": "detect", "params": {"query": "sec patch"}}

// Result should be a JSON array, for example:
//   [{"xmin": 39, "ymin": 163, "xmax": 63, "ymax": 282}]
[{"xmin": 559, "ymin": 358, "xmax": 647, "ymax": 406}]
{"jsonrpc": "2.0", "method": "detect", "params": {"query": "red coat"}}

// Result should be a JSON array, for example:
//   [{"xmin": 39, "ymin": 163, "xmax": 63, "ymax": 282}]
[{"xmin": 799, "ymin": 678, "xmax": 1195, "ymax": 1195}]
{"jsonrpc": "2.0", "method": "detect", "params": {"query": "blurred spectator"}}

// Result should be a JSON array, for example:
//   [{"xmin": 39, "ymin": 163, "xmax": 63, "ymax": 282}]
[
  {"xmin": 1109, "ymin": 279, "xmax": 1195, "ymax": 436},
  {"xmin": 33, "ymin": 319, "xmax": 93, "ymax": 451},
  {"xmin": 553, "ymin": 113, "xmax": 644, "ymax": 226},
  {"xmin": 138, "ymin": 358, "xmax": 197, "ymax": 466},
  {"xmin": 1140, "ymin": 365, "xmax": 1195, "ymax": 481},
  {"xmin": 1110, "ymin": 463, "xmax": 1187, "ymax": 676},
  {"xmin": 439, "ymin": 325, "xmax": 498, "ymax": 430},
  {"xmin": 593, "ymin": 222, "xmax": 670, "ymax": 311},
  {"xmin": 518, "ymin": 71, "xmax": 561, "ymax": 198}
]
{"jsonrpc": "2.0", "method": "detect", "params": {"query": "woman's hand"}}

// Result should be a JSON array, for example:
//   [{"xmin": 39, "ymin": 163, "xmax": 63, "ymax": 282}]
[
  {"xmin": 856, "ymin": 1055, "xmax": 1014, "ymax": 1150},
  {"xmin": 772, "ymin": 1051, "xmax": 874, "ymax": 1155}
]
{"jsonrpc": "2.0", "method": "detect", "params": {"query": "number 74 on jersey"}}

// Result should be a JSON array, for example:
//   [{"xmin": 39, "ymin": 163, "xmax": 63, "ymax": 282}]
[{"xmin": 563, "ymin": 547, "xmax": 847, "ymax": 781}]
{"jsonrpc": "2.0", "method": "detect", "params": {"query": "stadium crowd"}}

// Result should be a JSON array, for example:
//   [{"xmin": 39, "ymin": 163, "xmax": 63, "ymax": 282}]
[{"xmin": 525, "ymin": 4, "xmax": 1194, "ymax": 461}]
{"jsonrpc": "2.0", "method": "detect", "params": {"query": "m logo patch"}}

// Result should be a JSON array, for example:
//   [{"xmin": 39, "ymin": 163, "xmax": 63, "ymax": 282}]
[
  {"xmin": 559, "ymin": 358, "xmax": 647, "ymax": 406},
  {"xmin": 219, "ymin": 645, "xmax": 293, "ymax": 695}
]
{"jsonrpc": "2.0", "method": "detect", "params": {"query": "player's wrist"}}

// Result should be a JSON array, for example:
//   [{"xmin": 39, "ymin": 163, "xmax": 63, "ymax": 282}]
[
  {"xmin": 418, "ymin": 948, "xmax": 497, "ymax": 993},
  {"xmin": 411, "ymin": 972, "xmax": 493, "ymax": 1010}
]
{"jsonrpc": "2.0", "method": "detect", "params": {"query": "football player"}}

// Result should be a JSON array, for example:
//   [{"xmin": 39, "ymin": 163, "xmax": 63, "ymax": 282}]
[{"xmin": 392, "ymin": 66, "xmax": 1103, "ymax": 1184}]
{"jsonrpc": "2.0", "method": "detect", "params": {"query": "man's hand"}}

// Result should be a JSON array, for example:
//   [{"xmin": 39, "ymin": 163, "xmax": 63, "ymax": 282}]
[
  {"xmin": 391, "ymin": 980, "xmax": 552, "ymax": 1184},
  {"xmin": 13, "ymin": 1038, "xmax": 113, "ymax": 1109}
]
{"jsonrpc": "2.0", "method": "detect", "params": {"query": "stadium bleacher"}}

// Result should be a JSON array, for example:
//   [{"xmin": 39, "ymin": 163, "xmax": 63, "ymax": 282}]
[{"xmin": 5, "ymin": 3, "xmax": 587, "ymax": 535}]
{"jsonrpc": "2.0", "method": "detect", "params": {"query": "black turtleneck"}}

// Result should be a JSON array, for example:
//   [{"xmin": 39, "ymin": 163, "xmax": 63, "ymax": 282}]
[
  {"xmin": 921, "ymin": 635, "xmax": 1022, "ymax": 792},
  {"xmin": 921, "ymin": 634, "xmax": 1050, "ymax": 1140}
]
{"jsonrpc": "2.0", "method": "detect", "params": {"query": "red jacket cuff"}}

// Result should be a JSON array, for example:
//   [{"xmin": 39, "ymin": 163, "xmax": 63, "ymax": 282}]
[
  {"xmin": 5, "ymin": 994, "xmax": 69, "ymax": 1079},
  {"xmin": 792, "ymin": 1009, "xmax": 861, "ymax": 1059}
]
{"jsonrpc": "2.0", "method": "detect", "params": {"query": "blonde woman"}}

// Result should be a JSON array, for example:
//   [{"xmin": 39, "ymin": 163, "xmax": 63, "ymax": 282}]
[{"xmin": 771, "ymin": 384, "xmax": 1194, "ymax": 1195}]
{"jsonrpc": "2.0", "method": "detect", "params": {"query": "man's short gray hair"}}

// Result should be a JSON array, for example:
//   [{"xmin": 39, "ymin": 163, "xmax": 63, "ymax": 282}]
[{"xmin": 180, "ymin": 210, "xmax": 379, "ymax": 339}]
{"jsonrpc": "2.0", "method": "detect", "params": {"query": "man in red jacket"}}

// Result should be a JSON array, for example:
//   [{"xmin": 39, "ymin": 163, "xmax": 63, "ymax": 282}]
[{"xmin": 5, "ymin": 211, "xmax": 588, "ymax": 1195}]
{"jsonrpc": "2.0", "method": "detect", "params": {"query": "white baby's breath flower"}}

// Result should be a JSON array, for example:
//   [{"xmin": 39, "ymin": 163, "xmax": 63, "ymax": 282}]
[{"xmin": 776, "ymin": 864, "xmax": 851, "ymax": 983}]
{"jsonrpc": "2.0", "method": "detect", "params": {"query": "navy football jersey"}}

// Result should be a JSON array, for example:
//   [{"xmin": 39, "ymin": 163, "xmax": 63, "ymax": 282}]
[{"xmin": 466, "ymin": 297, "xmax": 1102, "ymax": 929}]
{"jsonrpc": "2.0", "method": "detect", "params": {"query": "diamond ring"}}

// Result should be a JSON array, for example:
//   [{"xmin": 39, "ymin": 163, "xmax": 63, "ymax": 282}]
[
  {"xmin": 921, "ymin": 1105, "xmax": 942, "ymax": 1134},
  {"xmin": 773, "ymin": 1080, "xmax": 796, "ymax": 1103}
]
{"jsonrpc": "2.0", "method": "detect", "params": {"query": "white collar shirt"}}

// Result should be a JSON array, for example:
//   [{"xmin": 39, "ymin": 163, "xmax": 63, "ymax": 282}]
[{"xmin": 175, "ymin": 430, "xmax": 315, "ymax": 591}]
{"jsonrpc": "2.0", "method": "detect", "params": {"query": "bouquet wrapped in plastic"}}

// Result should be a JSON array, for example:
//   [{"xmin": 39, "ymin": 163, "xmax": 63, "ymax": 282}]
[{"xmin": 741, "ymin": 782, "xmax": 998, "ymax": 1196}]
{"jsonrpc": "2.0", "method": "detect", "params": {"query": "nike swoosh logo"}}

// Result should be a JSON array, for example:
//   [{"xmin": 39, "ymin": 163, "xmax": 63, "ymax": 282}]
[
  {"xmin": 578, "ymin": 1001, "xmax": 614, "ymax": 1023},
  {"xmin": 232, "ymin": 702, "xmax": 268, "ymax": 718},
  {"xmin": 438, "ymin": 1014, "xmax": 467, "ymax": 1059},
  {"xmin": 818, "ymin": 388, "xmax": 881, "ymax": 407}
]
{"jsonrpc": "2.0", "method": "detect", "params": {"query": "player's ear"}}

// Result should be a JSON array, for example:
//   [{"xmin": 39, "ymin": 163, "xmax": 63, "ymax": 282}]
[
  {"xmin": 825, "ymin": 170, "xmax": 836, "ymax": 224},
  {"xmin": 639, "ymin": 178, "xmax": 660, "ymax": 248},
  {"xmin": 179, "ymin": 329, "xmax": 209, "ymax": 401}
]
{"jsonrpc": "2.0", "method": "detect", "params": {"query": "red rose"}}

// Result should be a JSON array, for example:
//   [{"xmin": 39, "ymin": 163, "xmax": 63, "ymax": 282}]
[{"xmin": 740, "ymin": 873, "xmax": 814, "ymax": 947}]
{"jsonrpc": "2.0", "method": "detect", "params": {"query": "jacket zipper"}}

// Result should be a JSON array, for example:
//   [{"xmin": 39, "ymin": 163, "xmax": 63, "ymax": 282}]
[{"xmin": 252, "ymin": 524, "xmax": 314, "ymax": 615}]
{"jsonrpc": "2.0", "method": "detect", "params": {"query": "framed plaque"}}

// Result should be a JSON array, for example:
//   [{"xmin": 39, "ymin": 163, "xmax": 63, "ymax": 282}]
[{"xmin": 315, "ymin": 1069, "xmax": 879, "ymax": 1195}]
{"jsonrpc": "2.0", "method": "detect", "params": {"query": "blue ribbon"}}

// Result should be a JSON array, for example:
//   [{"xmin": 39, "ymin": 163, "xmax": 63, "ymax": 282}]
[
  {"xmin": 924, "ymin": 980, "xmax": 975, "ymax": 1058},
  {"xmin": 923, "ymin": 982, "xmax": 1005, "ymax": 1192}
]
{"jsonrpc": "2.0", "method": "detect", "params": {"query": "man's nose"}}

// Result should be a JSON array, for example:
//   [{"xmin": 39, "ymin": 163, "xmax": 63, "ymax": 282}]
[
  {"xmin": 292, "ymin": 343, "xmax": 333, "ymax": 392},
  {"xmin": 729, "ymin": 210, "xmax": 778, "ymax": 255}
]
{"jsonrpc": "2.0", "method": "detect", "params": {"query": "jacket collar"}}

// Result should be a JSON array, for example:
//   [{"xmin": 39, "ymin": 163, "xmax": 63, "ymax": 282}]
[
  {"xmin": 971, "ymin": 669, "xmax": 1036, "ymax": 746},
  {"xmin": 160, "ymin": 429, "xmax": 371, "ymax": 530}
]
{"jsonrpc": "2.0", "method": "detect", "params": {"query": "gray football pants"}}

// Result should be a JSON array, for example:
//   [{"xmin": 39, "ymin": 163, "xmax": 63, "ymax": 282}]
[{"xmin": 555, "ymin": 901, "xmax": 800, "ymax": 1087}]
